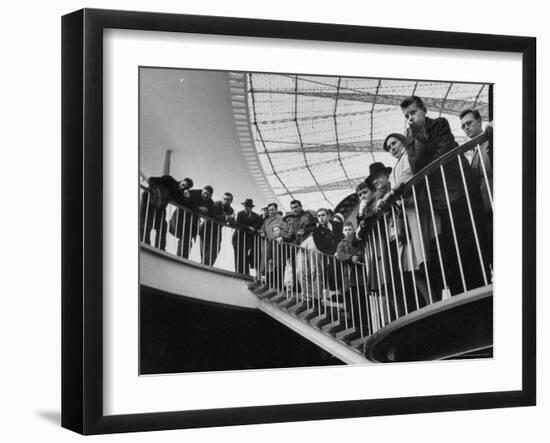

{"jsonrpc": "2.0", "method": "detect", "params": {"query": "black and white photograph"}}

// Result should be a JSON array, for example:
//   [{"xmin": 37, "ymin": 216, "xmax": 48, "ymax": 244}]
[{"xmin": 138, "ymin": 68, "xmax": 494, "ymax": 373}]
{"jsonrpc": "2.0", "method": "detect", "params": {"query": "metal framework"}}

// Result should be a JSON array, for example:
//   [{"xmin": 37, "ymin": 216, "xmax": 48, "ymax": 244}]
[{"xmin": 247, "ymin": 74, "xmax": 490, "ymax": 211}]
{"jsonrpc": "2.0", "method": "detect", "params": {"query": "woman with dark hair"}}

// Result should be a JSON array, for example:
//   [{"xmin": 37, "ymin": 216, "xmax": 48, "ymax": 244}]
[{"xmin": 382, "ymin": 133, "xmax": 434, "ymax": 312}]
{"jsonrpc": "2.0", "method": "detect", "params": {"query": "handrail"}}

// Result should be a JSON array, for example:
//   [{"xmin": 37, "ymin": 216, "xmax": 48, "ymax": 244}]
[
  {"xmin": 402, "ymin": 131, "xmax": 489, "ymax": 191},
  {"xmin": 139, "ymin": 129, "xmax": 493, "ymax": 361}
]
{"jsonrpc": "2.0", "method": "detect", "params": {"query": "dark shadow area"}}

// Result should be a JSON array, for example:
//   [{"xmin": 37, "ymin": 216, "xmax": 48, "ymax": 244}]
[
  {"xmin": 140, "ymin": 286, "xmax": 343, "ymax": 374},
  {"xmin": 36, "ymin": 410, "xmax": 61, "ymax": 425}
]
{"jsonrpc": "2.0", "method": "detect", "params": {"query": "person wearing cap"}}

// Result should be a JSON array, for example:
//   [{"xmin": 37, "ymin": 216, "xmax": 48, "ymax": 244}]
[
  {"xmin": 355, "ymin": 163, "xmax": 392, "ymax": 237},
  {"xmin": 232, "ymin": 198, "xmax": 263, "ymax": 275}
]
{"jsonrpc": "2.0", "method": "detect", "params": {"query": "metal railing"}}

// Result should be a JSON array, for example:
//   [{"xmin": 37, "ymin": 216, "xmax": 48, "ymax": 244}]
[
  {"xmin": 139, "ymin": 131, "xmax": 493, "ymax": 353},
  {"xmin": 139, "ymin": 186, "xmax": 262, "ymax": 277},
  {"xmin": 251, "ymin": 132, "xmax": 493, "ymax": 349}
]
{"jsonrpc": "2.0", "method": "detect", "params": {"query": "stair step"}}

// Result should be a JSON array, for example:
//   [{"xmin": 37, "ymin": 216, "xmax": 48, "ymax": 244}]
[
  {"xmin": 335, "ymin": 327, "xmax": 358, "ymax": 341},
  {"xmin": 262, "ymin": 289, "xmax": 280, "ymax": 299},
  {"xmin": 350, "ymin": 336, "xmax": 369, "ymax": 350},
  {"xmin": 247, "ymin": 281, "xmax": 262, "ymax": 291},
  {"xmin": 267, "ymin": 292, "xmax": 287, "ymax": 303},
  {"xmin": 321, "ymin": 320, "xmax": 345, "ymax": 334},
  {"xmin": 277, "ymin": 297, "xmax": 297, "ymax": 309},
  {"xmin": 308, "ymin": 312, "xmax": 329, "ymax": 328},
  {"xmin": 298, "ymin": 307, "xmax": 319, "ymax": 322},
  {"xmin": 287, "ymin": 301, "xmax": 308, "ymax": 315}
]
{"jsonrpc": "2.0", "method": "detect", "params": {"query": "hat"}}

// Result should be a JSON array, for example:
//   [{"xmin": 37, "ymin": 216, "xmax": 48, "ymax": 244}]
[
  {"xmin": 241, "ymin": 198, "xmax": 255, "ymax": 207},
  {"xmin": 365, "ymin": 162, "xmax": 392, "ymax": 189}
]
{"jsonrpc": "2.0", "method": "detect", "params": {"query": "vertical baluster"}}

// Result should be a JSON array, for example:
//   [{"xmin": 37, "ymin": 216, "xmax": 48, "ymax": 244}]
[
  {"xmin": 362, "ymin": 266, "xmax": 372, "ymax": 336},
  {"xmin": 320, "ymin": 252, "xmax": 327, "ymax": 317},
  {"xmin": 315, "ymin": 252, "xmax": 325, "ymax": 315},
  {"xmin": 209, "ymin": 218, "xmax": 214, "ymax": 267},
  {"xmin": 400, "ymin": 196, "xmax": 419, "ymax": 310},
  {"xmin": 340, "ymin": 261, "xmax": 349, "ymax": 330},
  {"xmin": 375, "ymin": 221, "xmax": 391, "ymax": 324},
  {"xmin": 333, "ymin": 256, "xmax": 340, "ymax": 323},
  {"xmin": 141, "ymin": 191, "xmax": 150, "ymax": 243},
  {"xmin": 368, "ymin": 232, "xmax": 382, "ymax": 327},
  {"xmin": 391, "ymin": 205, "xmax": 408, "ymax": 315},
  {"xmin": 457, "ymin": 156, "xmax": 488, "ymax": 286},
  {"xmin": 369, "ymin": 294, "xmax": 378, "ymax": 333},
  {"xmin": 412, "ymin": 186, "xmax": 433, "ymax": 304},
  {"xmin": 383, "ymin": 213, "xmax": 399, "ymax": 320},
  {"xmin": 441, "ymin": 165, "xmax": 467, "ymax": 292},
  {"xmin": 476, "ymin": 144, "xmax": 494, "ymax": 211},
  {"xmin": 151, "ymin": 207, "xmax": 158, "ymax": 248},
  {"xmin": 187, "ymin": 211, "xmax": 194, "ymax": 260},
  {"xmin": 425, "ymin": 175, "xmax": 449, "ymax": 296},
  {"xmin": 237, "ymin": 229, "xmax": 241, "ymax": 274},
  {"xmin": 175, "ymin": 207, "xmax": 181, "ymax": 256},
  {"xmin": 347, "ymin": 264, "xmax": 356, "ymax": 330},
  {"xmin": 355, "ymin": 263, "xmax": 364, "ymax": 338}
]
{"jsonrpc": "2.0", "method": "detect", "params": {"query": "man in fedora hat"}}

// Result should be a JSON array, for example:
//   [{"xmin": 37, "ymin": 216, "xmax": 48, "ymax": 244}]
[{"xmin": 232, "ymin": 198, "xmax": 263, "ymax": 275}]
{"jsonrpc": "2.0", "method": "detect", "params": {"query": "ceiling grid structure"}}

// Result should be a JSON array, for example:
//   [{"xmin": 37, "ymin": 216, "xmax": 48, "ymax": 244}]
[{"xmin": 246, "ymin": 73, "xmax": 490, "ymax": 211}]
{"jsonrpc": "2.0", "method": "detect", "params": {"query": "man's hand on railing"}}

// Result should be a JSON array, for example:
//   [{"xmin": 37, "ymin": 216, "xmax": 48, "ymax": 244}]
[
  {"xmin": 259, "ymin": 231, "xmax": 266, "ymax": 238},
  {"xmin": 351, "ymin": 255, "xmax": 359, "ymax": 264}
]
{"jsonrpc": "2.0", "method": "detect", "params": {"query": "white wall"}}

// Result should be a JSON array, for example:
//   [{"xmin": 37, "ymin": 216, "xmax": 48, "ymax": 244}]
[{"xmin": 0, "ymin": 1, "xmax": 546, "ymax": 442}]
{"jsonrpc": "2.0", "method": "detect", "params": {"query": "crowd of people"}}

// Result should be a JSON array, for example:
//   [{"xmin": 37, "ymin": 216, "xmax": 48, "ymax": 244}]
[{"xmin": 140, "ymin": 95, "xmax": 493, "ymax": 327}]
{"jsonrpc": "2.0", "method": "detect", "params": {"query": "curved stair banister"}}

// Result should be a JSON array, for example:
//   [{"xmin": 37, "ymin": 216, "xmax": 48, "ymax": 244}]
[
  {"xmin": 139, "ymin": 130, "xmax": 493, "ymax": 363},
  {"xmin": 247, "ymin": 131, "xmax": 493, "ymax": 363}
]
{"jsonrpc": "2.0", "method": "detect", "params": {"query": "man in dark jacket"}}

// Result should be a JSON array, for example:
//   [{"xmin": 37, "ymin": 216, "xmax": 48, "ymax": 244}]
[
  {"xmin": 140, "ymin": 175, "xmax": 193, "ymax": 251},
  {"xmin": 200, "ymin": 192, "xmax": 235, "ymax": 266},
  {"xmin": 282, "ymin": 200, "xmax": 316, "ymax": 245},
  {"xmin": 401, "ymin": 95, "xmax": 488, "ymax": 296},
  {"xmin": 232, "ymin": 199, "xmax": 263, "ymax": 275}
]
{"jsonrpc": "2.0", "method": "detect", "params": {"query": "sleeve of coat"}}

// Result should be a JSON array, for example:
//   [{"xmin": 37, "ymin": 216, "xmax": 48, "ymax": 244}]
[
  {"xmin": 336, "ymin": 241, "xmax": 352, "ymax": 262},
  {"xmin": 405, "ymin": 131, "xmax": 435, "ymax": 174},
  {"xmin": 433, "ymin": 117, "xmax": 459, "ymax": 157}
]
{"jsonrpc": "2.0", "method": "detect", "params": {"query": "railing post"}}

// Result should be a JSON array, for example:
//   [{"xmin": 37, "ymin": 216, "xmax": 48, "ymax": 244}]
[
  {"xmin": 425, "ymin": 175, "xmax": 449, "ymax": 297},
  {"xmin": 375, "ymin": 221, "xmax": 391, "ymax": 324},
  {"xmin": 391, "ymin": 205, "xmax": 408, "ymax": 316},
  {"xmin": 412, "ymin": 185, "xmax": 433, "ymax": 305},
  {"xmin": 457, "ymin": 156, "xmax": 489, "ymax": 286},
  {"xmin": 476, "ymin": 144, "xmax": 494, "ymax": 211},
  {"xmin": 382, "ymin": 213, "xmax": 399, "ymax": 320},
  {"xmin": 441, "ymin": 165, "xmax": 467, "ymax": 293}
]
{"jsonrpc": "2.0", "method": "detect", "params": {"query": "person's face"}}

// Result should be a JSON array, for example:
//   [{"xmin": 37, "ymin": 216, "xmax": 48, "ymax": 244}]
[
  {"xmin": 358, "ymin": 189, "xmax": 370, "ymax": 201},
  {"xmin": 267, "ymin": 205, "xmax": 277, "ymax": 217},
  {"xmin": 343, "ymin": 226, "xmax": 353, "ymax": 238},
  {"xmin": 290, "ymin": 203, "xmax": 301, "ymax": 215},
  {"xmin": 371, "ymin": 172, "xmax": 389, "ymax": 190},
  {"xmin": 317, "ymin": 211, "xmax": 328, "ymax": 226},
  {"xmin": 461, "ymin": 113, "xmax": 483, "ymax": 139},
  {"xmin": 386, "ymin": 136, "xmax": 405, "ymax": 159},
  {"xmin": 201, "ymin": 189, "xmax": 212, "ymax": 200},
  {"xmin": 273, "ymin": 227, "xmax": 281, "ymax": 237},
  {"xmin": 402, "ymin": 102, "xmax": 426, "ymax": 129},
  {"xmin": 244, "ymin": 205, "xmax": 253, "ymax": 214},
  {"xmin": 222, "ymin": 194, "xmax": 233, "ymax": 207},
  {"xmin": 178, "ymin": 180, "xmax": 191, "ymax": 191}
]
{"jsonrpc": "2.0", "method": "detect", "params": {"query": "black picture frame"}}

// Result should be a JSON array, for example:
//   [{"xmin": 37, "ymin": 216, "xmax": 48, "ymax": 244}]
[{"xmin": 62, "ymin": 8, "xmax": 536, "ymax": 435}]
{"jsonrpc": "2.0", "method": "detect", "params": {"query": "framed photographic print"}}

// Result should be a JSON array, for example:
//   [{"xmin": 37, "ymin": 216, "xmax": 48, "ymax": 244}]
[{"xmin": 61, "ymin": 8, "xmax": 536, "ymax": 435}]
